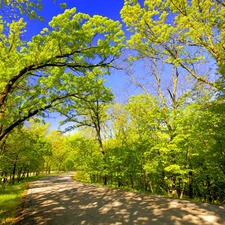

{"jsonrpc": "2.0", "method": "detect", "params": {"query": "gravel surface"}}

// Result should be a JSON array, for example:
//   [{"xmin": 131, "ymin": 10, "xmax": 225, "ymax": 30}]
[{"xmin": 16, "ymin": 172, "xmax": 225, "ymax": 225}]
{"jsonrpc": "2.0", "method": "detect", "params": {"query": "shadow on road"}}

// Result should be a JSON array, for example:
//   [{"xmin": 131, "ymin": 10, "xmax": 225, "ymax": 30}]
[{"xmin": 16, "ymin": 173, "xmax": 225, "ymax": 225}]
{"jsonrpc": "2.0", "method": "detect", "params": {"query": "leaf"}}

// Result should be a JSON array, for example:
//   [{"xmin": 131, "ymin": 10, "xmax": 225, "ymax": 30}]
[{"xmin": 60, "ymin": 3, "xmax": 67, "ymax": 9}]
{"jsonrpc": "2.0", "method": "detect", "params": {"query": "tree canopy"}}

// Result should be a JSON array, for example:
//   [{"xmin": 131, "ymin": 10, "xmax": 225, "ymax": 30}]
[
  {"xmin": 0, "ymin": 7, "xmax": 124, "ymax": 142},
  {"xmin": 121, "ymin": 0, "xmax": 225, "ymax": 87}
]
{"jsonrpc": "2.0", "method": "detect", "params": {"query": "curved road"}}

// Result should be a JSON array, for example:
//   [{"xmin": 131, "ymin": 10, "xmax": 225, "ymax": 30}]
[{"xmin": 17, "ymin": 172, "xmax": 225, "ymax": 225}]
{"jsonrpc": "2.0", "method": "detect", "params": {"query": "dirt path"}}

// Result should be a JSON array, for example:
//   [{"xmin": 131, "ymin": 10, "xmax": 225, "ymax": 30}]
[{"xmin": 16, "ymin": 172, "xmax": 225, "ymax": 225}]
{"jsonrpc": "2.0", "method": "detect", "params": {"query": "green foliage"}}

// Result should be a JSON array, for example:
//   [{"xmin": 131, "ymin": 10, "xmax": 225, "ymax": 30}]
[
  {"xmin": 121, "ymin": 0, "xmax": 225, "ymax": 86},
  {"xmin": 0, "ymin": 5, "xmax": 125, "ymax": 141},
  {"xmin": 60, "ymin": 3, "xmax": 67, "ymax": 9},
  {"xmin": 46, "ymin": 130, "xmax": 74, "ymax": 172},
  {"xmin": 0, "ymin": 121, "xmax": 51, "ymax": 184},
  {"xmin": 101, "ymin": 0, "xmax": 224, "ymax": 203},
  {"xmin": 58, "ymin": 71, "xmax": 113, "ymax": 134},
  {"xmin": 72, "ymin": 88, "xmax": 225, "ymax": 203},
  {"xmin": 0, "ymin": 0, "xmax": 57, "ymax": 20}
]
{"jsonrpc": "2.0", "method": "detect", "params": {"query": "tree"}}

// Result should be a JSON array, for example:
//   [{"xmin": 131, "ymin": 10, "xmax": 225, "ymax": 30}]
[
  {"xmin": 0, "ymin": 0, "xmax": 66, "ymax": 20},
  {"xmin": 72, "ymin": 133, "xmax": 103, "ymax": 183},
  {"xmin": 0, "ymin": 7, "xmax": 124, "ymax": 144},
  {"xmin": 121, "ymin": 0, "xmax": 224, "ymax": 87},
  {"xmin": 46, "ymin": 130, "xmax": 70, "ymax": 172},
  {"xmin": 0, "ymin": 121, "xmax": 50, "ymax": 184},
  {"xmin": 58, "ymin": 71, "xmax": 113, "ymax": 185},
  {"xmin": 120, "ymin": 0, "xmax": 225, "ymax": 200}
]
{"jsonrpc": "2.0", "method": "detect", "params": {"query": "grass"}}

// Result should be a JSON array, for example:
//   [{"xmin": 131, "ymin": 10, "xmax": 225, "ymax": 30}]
[{"xmin": 0, "ymin": 173, "xmax": 58, "ymax": 225}]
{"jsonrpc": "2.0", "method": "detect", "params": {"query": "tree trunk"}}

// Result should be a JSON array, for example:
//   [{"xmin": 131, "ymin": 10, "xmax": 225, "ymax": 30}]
[
  {"xmin": 189, "ymin": 171, "xmax": 193, "ymax": 198},
  {"xmin": 180, "ymin": 182, "xmax": 186, "ymax": 199},
  {"xmin": 206, "ymin": 176, "xmax": 213, "ymax": 202},
  {"xmin": 130, "ymin": 175, "xmax": 134, "ymax": 189},
  {"xmin": 12, "ymin": 154, "xmax": 19, "ymax": 185}
]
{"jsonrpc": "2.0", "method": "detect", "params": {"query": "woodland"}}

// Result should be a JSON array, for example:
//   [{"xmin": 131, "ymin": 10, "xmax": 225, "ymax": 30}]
[{"xmin": 0, "ymin": 0, "xmax": 225, "ymax": 204}]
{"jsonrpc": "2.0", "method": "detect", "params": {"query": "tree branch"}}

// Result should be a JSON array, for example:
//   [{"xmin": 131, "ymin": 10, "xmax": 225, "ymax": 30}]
[{"xmin": 0, "ymin": 93, "xmax": 78, "ymax": 141}]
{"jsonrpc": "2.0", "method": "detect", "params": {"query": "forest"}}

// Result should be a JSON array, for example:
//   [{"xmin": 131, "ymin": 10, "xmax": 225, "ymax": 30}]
[{"xmin": 0, "ymin": 0, "xmax": 225, "ymax": 205}]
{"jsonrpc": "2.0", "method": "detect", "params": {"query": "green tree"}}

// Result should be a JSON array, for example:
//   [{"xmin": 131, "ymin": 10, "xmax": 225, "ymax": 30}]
[
  {"xmin": 0, "ymin": 0, "xmax": 66, "ymax": 20},
  {"xmin": 120, "ymin": 0, "xmax": 225, "ymax": 201},
  {"xmin": 68, "ymin": 132, "xmax": 103, "ymax": 183},
  {"xmin": 121, "ymin": 0, "xmax": 225, "ymax": 86},
  {"xmin": 46, "ymin": 130, "xmax": 70, "ymax": 172},
  {"xmin": 0, "ymin": 7, "xmax": 124, "ymax": 144},
  {"xmin": 0, "ymin": 121, "xmax": 50, "ymax": 184},
  {"xmin": 58, "ymin": 72, "xmax": 113, "ymax": 185}
]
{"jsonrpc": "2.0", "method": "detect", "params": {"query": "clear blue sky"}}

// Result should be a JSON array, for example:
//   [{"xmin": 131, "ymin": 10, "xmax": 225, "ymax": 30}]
[{"xmin": 26, "ymin": 0, "xmax": 130, "ymax": 130}]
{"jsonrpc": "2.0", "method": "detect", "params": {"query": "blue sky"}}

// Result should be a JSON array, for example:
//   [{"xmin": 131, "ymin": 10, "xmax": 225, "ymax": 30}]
[{"xmin": 25, "ymin": 1, "xmax": 130, "ymax": 130}]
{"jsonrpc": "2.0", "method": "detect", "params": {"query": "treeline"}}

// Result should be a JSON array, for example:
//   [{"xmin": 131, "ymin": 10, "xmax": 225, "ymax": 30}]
[
  {"xmin": 1, "ymin": 88, "xmax": 225, "ymax": 203},
  {"xmin": 72, "ymin": 91, "xmax": 225, "ymax": 204},
  {"xmin": 0, "ymin": 123, "xmax": 71, "ymax": 185}
]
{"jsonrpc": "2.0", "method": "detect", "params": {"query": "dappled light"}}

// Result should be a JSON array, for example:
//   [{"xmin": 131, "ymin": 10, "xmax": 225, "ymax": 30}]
[{"xmin": 16, "ymin": 173, "xmax": 225, "ymax": 225}]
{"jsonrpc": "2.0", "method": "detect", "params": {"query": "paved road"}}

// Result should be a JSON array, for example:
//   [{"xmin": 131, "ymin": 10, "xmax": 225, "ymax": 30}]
[{"xmin": 17, "ymin": 173, "xmax": 225, "ymax": 225}]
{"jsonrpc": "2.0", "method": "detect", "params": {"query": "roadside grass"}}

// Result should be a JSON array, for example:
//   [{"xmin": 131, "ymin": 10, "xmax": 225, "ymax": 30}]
[{"xmin": 0, "ymin": 173, "xmax": 58, "ymax": 225}]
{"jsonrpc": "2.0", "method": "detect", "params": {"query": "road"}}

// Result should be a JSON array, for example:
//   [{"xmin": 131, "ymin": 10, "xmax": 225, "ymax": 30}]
[{"xmin": 16, "ymin": 172, "xmax": 225, "ymax": 225}]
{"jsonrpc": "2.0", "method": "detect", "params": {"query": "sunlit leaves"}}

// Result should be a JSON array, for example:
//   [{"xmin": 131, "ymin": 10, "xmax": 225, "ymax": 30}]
[
  {"xmin": 0, "ymin": 122, "xmax": 51, "ymax": 180},
  {"xmin": 0, "ymin": 6, "xmax": 124, "ymax": 141},
  {"xmin": 121, "ymin": 0, "xmax": 224, "ymax": 86},
  {"xmin": 0, "ymin": 0, "xmax": 54, "ymax": 20}
]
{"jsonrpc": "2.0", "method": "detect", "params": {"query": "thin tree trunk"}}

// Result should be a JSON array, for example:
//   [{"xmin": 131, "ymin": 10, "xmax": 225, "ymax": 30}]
[
  {"xmin": 12, "ymin": 153, "xmax": 19, "ymax": 185},
  {"xmin": 189, "ymin": 171, "xmax": 193, "ymax": 198},
  {"xmin": 180, "ymin": 182, "xmax": 186, "ymax": 199}
]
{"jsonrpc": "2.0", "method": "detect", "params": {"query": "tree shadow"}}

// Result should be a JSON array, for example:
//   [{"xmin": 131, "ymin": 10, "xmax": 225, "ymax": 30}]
[{"xmin": 16, "ymin": 174, "xmax": 225, "ymax": 225}]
